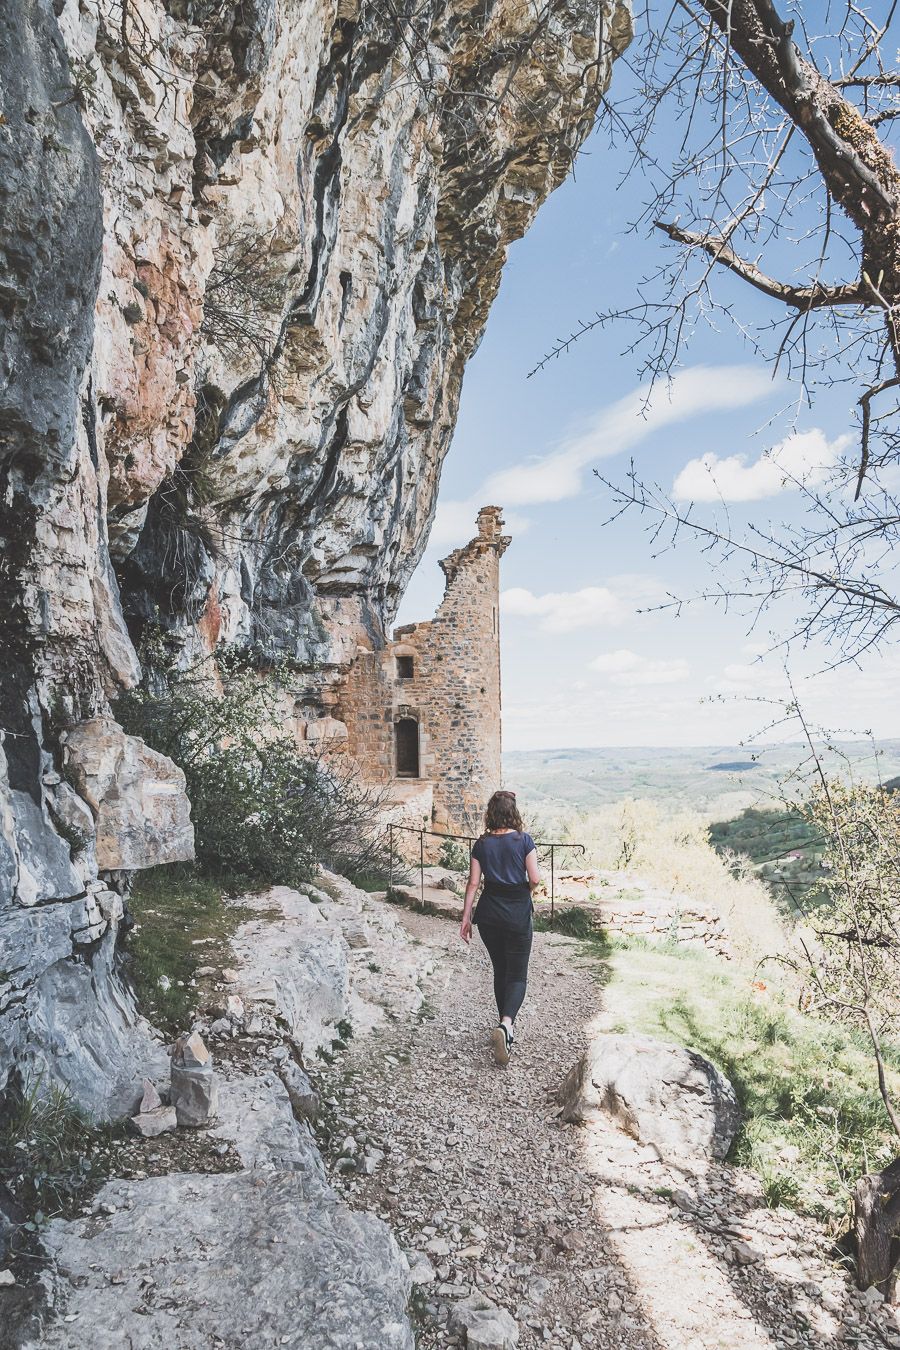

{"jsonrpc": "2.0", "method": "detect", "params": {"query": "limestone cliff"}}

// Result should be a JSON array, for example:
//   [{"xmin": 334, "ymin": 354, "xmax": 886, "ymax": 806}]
[{"xmin": 0, "ymin": 0, "xmax": 630, "ymax": 1111}]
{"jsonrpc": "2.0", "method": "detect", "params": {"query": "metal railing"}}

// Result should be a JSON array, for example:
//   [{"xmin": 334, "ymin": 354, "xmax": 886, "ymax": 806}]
[{"xmin": 386, "ymin": 823, "xmax": 585, "ymax": 928}]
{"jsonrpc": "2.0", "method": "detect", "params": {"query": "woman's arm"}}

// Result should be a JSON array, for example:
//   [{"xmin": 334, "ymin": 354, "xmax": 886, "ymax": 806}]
[
  {"xmin": 525, "ymin": 847, "xmax": 541, "ymax": 889},
  {"xmin": 460, "ymin": 856, "xmax": 482, "ymax": 945}
]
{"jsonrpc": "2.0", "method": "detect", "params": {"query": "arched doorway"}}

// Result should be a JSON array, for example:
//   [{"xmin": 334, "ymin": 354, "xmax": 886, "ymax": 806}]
[{"xmin": 395, "ymin": 718, "xmax": 420, "ymax": 777}]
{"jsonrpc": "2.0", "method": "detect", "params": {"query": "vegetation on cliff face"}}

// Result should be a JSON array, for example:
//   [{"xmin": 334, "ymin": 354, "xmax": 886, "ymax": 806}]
[
  {"xmin": 0, "ymin": 1079, "xmax": 120, "ymax": 1231},
  {"xmin": 117, "ymin": 652, "xmax": 393, "ymax": 892}
]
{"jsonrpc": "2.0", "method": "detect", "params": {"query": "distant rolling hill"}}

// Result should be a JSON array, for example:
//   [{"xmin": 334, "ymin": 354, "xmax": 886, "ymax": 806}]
[{"xmin": 503, "ymin": 741, "xmax": 900, "ymax": 819}]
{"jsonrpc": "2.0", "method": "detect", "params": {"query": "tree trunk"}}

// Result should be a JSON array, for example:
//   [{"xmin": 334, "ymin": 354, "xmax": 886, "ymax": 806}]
[
  {"xmin": 700, "ymin": 0, "xmax": 900, "ymax": 372},
  {"xmin": 854, "ymin": 1158, "xmax": 900, "ymax": 1296}
]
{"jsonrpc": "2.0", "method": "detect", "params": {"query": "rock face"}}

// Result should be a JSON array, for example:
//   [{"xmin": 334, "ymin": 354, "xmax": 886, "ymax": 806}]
[
  {"xmin": 62, "ymin": 719, "xmax": 194, "ymax": 871},
  {"xmin": 0, "ymin": 0, "xmax": 630, "ymax": 1110},
  {"xmin": 559, "ymin": 1033, "xmax": 742, "ymax": 1165},
  {"xmin": 229, "ymin": 886, "xmax": 351, "ymax": 1057},
  {"xmin": 35, "ymin": 1171, "xmax": 414, "ymax": 1350},
  {"xmin": 30, "ymin": 878, "xmax": 431, "ymax": 1347}
]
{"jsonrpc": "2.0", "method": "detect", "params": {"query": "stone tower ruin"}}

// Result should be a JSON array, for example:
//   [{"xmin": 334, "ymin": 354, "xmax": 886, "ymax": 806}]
[{"xmin": 341, "ymin": 506, "xmax": 511, "ymax": 838}]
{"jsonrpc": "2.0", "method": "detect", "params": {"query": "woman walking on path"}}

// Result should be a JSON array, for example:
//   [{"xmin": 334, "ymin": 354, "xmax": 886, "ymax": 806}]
[{"xmin": 459, "ymin": 790, "xmax": 541, "ymax": 1065}]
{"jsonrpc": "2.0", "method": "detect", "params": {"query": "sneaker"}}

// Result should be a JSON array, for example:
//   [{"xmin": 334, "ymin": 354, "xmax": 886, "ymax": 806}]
[{"xmin": 492, "ymin": 1025, "xmax": 511, "ymax": 1066}]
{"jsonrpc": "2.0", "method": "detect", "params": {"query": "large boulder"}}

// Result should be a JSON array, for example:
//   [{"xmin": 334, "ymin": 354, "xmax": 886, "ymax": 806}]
[
  {"xmin": 559, "ymin": 1033, "xmax": 741, "ymax": 1164},
  {"xmin": 61, "ymin": 718, "xmax": 193, "ymax": 870},
  {"xmin": 229, "ymin": 888, "xmax": 350, "ymax": 1059}
]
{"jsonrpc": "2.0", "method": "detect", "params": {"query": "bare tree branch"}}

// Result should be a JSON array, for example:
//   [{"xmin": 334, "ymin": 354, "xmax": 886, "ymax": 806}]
[{"xmin": 654, "ymin": 219, "xmax": 868, "ymax": 308}]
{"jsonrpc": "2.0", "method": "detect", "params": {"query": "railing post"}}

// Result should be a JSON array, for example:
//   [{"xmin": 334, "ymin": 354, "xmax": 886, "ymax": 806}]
[
  {"xmin": 420, "ymin": 829, "xmax": 425, "ymax": 910},
  {"xmin": 550, "ymin": 844, "xmax": 555, "ymax": 929},
  {"xmin": 389, "ymin": 823, "xmax": 394, "ymax": 894}
]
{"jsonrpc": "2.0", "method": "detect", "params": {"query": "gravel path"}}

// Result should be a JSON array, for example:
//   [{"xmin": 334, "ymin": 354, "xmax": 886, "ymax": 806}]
[{"xmin": 323, "ymin": 907, "xmax": 900, "ymax": 1350}]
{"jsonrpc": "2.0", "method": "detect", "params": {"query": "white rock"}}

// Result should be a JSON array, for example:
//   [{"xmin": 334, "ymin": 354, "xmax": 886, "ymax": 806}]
[
  {"xmin": 170, "ymin": 1061, "xmax": 218, "ymax": 1128},
  {"xmin": 130, "ymin": 1105, "xmax": 177, "ymax": 1138},
  {"xmin": 559, "ymin": 1033, "xmax": 741, "ymax": 1164},
  {"xmin": 137, "ymin": 1079, "xmax": 162, "ymax": 1113},
  {"xmin": 449, "ymin": 1292, "xmax": 519, "ymax": 1350},
  {"xmin": 404, "ymin": 1251, "xmax": 436, "ymax": 1286},
  {"xmin": 180, "ymin": 1031, "xmax": 211, "ymax": 1067}
]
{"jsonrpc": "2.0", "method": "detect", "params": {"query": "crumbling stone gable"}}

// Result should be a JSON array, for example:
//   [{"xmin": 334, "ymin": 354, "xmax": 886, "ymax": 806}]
[{"xmin": 341, "ymin": 507, "xmax": 510, "ymax": 837}]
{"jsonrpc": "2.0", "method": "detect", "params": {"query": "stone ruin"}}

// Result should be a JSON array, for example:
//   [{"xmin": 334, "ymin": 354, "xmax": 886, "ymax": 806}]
[{"xmin": 339, "ymin": 505, "xmax": 511, "ymax": 841}]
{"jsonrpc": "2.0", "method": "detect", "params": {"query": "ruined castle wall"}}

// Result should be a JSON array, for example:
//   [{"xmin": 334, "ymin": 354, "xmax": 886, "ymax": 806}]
[
  {"xmin": 341, "ymin": 509, "xmax": 508, "ymax": 838},
  {"xmin": 415, "ymin": 530, "xmax": 506, "ymax": 835}
]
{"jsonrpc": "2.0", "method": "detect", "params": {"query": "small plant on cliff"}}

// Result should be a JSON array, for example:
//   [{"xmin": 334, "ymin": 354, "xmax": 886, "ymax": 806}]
[
  {"xmin": 117, "ymin": 651, "xmax": 393, "ymax": 890},
  {"xmin": 200, "ymin": 225, "xmax": 284, "ymax": 366},
  {"xmin": 0, "ymin": 1077, "xmax": 119, "ymax": 1231}
]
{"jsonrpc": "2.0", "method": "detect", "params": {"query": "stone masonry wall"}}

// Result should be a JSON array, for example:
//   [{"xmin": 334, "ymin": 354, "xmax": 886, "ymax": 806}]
[
  {"xmin": 555, "ymin": 871, "xmax": 732, "ymax": 958},
  {"xmin": 341, "ymin": 507, "xmax": 509, "ymax": 837}
]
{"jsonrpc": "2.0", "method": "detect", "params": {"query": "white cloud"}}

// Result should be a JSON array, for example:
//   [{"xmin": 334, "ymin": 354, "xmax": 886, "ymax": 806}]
[
  {"xmin": 590, "ymin": 649, "xmax": 690, "ymax": 686},
  {"xmin": 501, "ymin": 576, "xmax": 662, "ymax": 633},
  {"xmin": 714, "ymin": 662, "xmax": 789, "ymax": 695},
  {"xmin": 672, "ymin": 429, "xmax": 851, "ymax": 503},
  {"xmin": 500, "ymin": 648, "xmax": 900, "ymax": 750},
  {"xmin": 502, "ymin": 586, "xmax": 623, "ymax": 632},
  {"xmin": 485, "ymin": 364, "xmax": 774, "ymax": 508},
  {"xmin": 431, "ymin": 363, "xmax": 776, "ymax": 551}
]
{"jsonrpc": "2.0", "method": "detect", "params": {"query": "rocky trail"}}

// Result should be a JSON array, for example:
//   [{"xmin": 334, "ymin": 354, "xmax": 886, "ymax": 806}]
[
  {"xmin": 322, "ymin": 906, "xmax": 900, "ymax": 1350},
  {"xmin": 11, "ymin": 883, "xmax": 900, "ymax": 1350}
]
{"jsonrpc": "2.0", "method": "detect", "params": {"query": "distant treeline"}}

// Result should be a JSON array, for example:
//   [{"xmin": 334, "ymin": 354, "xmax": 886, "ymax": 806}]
[
  {"xmin": 709, "ymin": 806, "xmax": 819, "ymax": 864},
  {"xmin": 708, "ymin": 806, "xmax": 827, "ymax": 916}
]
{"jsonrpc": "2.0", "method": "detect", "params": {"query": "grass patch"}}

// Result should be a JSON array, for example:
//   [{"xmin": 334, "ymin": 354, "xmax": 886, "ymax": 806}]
[
  {"xmin": 534, "ymin": 904, "xmax": 607, "ymax": 941},
  {"xmin": 598, "ymin": 938, "xmax": 900, "ymax": 1226},
  {"xmin": 313, "ymin": 876, "xmax": 342, "ymax": 900},
  {"xmin": 349, "ymin": 869, "xmax": 390, "ymax": 893},
  {"xmin": 126, "ymin": 865, "xmax": 249, "ymax": 1036},
  {"xmin": 0, "ymin": 1078, "xmax": 122, "ymax": 1229}
]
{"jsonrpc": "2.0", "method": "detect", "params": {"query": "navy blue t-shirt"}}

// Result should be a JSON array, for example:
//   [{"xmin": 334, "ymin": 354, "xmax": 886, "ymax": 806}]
[
  {"xmin": 472, "ymin": 831, "xmax": 536, "ymax": 931},
  {"xmin": 472, "ymin": 831, "xmax": 536, "ymax": 887}
]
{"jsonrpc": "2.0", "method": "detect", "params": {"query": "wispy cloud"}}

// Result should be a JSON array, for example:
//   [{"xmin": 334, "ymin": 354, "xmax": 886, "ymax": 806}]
[
  {"xmin": 431, "ymin": 363, "xmax": 775, "ymax": 548},
  {"xmin": 672, "ymin": 429, "xmax": 851, "ymax": 503},
  {"xmin": 501, "ymin": 576, "xmax": 662, "ymax": 633},
  {"xmin": 590, "ymin": 648, "xmax": 690, "ymax": 686}
]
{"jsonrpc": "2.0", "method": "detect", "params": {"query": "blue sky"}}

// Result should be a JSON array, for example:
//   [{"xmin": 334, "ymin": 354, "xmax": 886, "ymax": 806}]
[{"xmin": 396, "ymin": 46, "xmax": 900, "ymax": 751}]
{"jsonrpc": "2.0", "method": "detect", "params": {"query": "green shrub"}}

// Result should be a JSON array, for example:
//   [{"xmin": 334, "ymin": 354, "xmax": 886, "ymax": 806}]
[
  {"xmin": 439, "ymin": 838, "xmax": 470, "ymax": 873},
  {"xmin": 117, "ymin": 651, "xmax": 393, "ymax": 891},
  {"xmin": 534, "ymin": 905, "xmax": 606, "ymax": 941}
]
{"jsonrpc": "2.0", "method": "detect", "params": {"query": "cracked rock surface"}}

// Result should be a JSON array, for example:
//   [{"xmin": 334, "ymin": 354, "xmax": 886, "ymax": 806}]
[{"xmin": 22, "ymin": 874, "xmax": 427, "ymax": 1348}]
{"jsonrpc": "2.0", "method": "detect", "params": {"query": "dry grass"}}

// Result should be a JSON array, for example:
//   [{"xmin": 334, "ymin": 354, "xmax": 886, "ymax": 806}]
[{"xmin": 554, "ymin": 798, "xmax": 793, "ymax": 970}]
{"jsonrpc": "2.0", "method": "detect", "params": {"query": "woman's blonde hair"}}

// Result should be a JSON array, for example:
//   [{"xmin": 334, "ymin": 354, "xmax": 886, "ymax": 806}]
[{"xmin": 484, "ymin": 790, "xmax": 524, "ymax": 833}]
